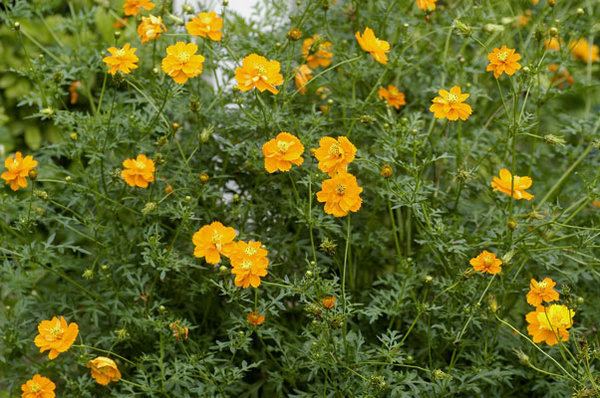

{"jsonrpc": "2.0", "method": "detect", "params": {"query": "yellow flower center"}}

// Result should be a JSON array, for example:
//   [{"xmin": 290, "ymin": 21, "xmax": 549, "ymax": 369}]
[
  {"xmin": 497, "ymin": 51, "xmax": 509, "ymax": 62},
  {"xmin": 49, "ymin": 323, "xmax": 63, "ymax": 338},
  {"xmin": 537, "ymin": 280, "xmax": 548, "ymax": 289},
  {"xmin": 277, "ymin": 140, "xmax": 291, "ymax": 153},
  {"xmin": 200, "ymin": 16, "xmax": 212, "ymax": 25},
  {"xmin": 115, "ymin": 49, "xmax": 126, "ymax": 57},
  {"xmin": 177, "ymin": 51, "xmax": 191, "ymax": 63},
  {"xmin": 446, "ymin": 93, "xmax": 458, "ymax": 103},
  {"xmin": 335, "ymin": 184, "xmax": 346, "ymax": 195},
  {"xmin": 328, "ymin": 143, "xmax": 342, "ymax": 157},
  {"xmin": 244, "ymin": 246, "xmax": 257, "ymax": 256},
  {"xmin": 211, "ymin": 230, "xmax": 222, "ymax": 244},
  {"xmin": 483, "ymin": 256, "xmax": 494, "ymax": 267},
  {"xmin": 29, "ymin": 383, "xmax": 41, "ymax": 392},
  {"xmin": 241, "ymin": 259, "xmax": 252, "ymax": 270},
  {"xmin": 135, "ymin": 160, "xmax": 146, "ymax": 170}
]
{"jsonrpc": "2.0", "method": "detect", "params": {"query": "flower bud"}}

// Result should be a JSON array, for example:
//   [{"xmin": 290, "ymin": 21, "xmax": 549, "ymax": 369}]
[
  {"xmin": 380, "ymin": 164, "xmax": 393, "ymax": 178},
  {"xmin": 14, "ymin": 22, "xmax": 20, "ymax": 31},
  {"xmin": 70, "ymin": 132, "xmax": 78, "ymax": 140},
  {"xmin": 114, "ymin": 31, "xmax": 121, "ymax": 39},
  {"xmin": 548, "ymin": 0, "xmax": 556, "ymax": 6},
  {"xmin": 219, "ymin": 265, "xmax": 228, "ymax": 274},
  {"xmin": 576, "ymin": 8, "xmax": 584, "ymax": 15},
  {"xmin": 34, "ymin": 190, "xmax": 48, "ymax": 200},
  {"xmin": 164, "ymin": 184, "xmax": 173, "ymax": 194},
  {"xmin": 142, "ymin": 202, "xmax": 157, "ymax": 215},
  {"xmin": 82, "ymin": 269, "xmax": 94, "ymax": 279},
  {"xmin": 182, "ymin": 4, "xmax": 194, "ymax": 14},
  {"xmin": 65, "ymin": 176, "xmax": 72, "ymax": 182},
  {"xmin": 287, "ymin": 28, "xmax": 302, "ymax": 41},
  {"xmin": 507, "ymin": 219, "xmax": 518, "ymax": 230},
  {"xmin": 199, "ymin": 173, "xmax": 209, "ymax": 183},
  {"xmin": 544, "ymin": 134, "xmax": 566, "ymax": 146},
  {"xmin": 548, "ymin": 27, "xmax": 558, "ymax": 37},
  {"xmin": 28, "ymin": 169, "xmax": 38, "ymax": 180},
  {"xmin": 453, "ymin": 19, "xmax": 471, "ymax": 36}
]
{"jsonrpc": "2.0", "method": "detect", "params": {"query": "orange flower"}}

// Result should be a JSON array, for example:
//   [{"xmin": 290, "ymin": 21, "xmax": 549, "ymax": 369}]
[
  {"xmin": 316, "ymin": 172, "xmax": 363, "ymax": 217},
  {"xmin": 235, "ymin": 54, "xmax": 284, "ymax": 95},
  {"xmin": 429, "ymin": 86, "xmax": 472, "ymax": 121},
  {"xmin": 527, "ymin": 278, "xmax": 560, "ymax": 307},
  {"xmin": 1, "ymin": 151, "xmax": 38, "ymax": 191},
  {"xmin": 548, "ymin": 64, "xmax": 574, "ymax": 88},
  {"xmin": 313, "ymin": 136, "xmax": 357, "ymax": 177},
  {"xmin": 185, "ymin": 11, "xmax": 223, "ymax": 42},
  {"xmin": 322, "ymin": 296, "xmax": 336, "ymax": 309},
  {"xmin": 416, "ymin": 0, "xmax": 437, "ymax": 11},
  {"xmin": 33, "ymin": 316, "xmax": 79, "ymax": 360},
  {"xmin": 592, "ymin": 200, "xmax": 600, "ymax": 208},
  {"xmin": 121, "ymin": 154, "xmax": 155, "ymax": 188},
  {"xmin": 161, "ymin": 42, "xmax": 205, "ymax": 84},
  {"xmin": 192, "ymin": 221, "xmax": 237, "ymax": 264},
  {"xmin": 262, "ymin": 132, "xmax": 305, "ymax": 173},
  {"xmin": 21, "ymin": 374, "xmax": 55, "ymax": 398},
  {"xmin": 229, "ymin": 241, "xmax": 269, "ymax": 288},
  {"xmin": 87, "ymin": 357, "xmax": 121, "ymax": 386},
  {"xmin": 526, "ymin": 304, "xmax": 574, "ymax": 346},
  {"xmin": 355, "ymin": 27, "xmax": 390, "ymax": 65},
  {"xmin": 302, "ymin": 35, "xmax": 333, "ymax": 68},
  {"xmin": 516, "ymin": 11, "xmax": 531, "ymax": 27},
  {"xmin": 247, "ymin": 311, "xmax": 266, "ymax": 326},
  {"xmin": 69, "ymin": 81, "xmax": 80, "ymax": 104},
  {"xmin": 491, "ymin": 168, "xmax": 534, "ymax": 201},
  {"xmin": 569, "ymin": 38, "xmax": 599, "ymax": 63},
  {"xmin": 137, "ymin": 15, "xmax": 166, "ymax": 44},
  {"xmin": 102, "ymin": 44, "xmax": 139, "ymax": 75},
  {"xmin": 486, "ymin": 46, "xmax": 522, "ymax": 78},
  {"xmin": 469, "ymin": 250, "xmax": 502, "ymax": 275},
  {"xmin": 378, "ymin": 85, "xmax": 406, "ymax": 109},
  {"xmin": 169, "ymin": 321, "xmax": 189, "ymax": 340},
  {"xmin": 544, "ymin": 37, "xmax": 561, "ymax": 51},
  {"xmin": 294, "ymin": 64, "xmax": 313, "ymax": 94},
  {"xmin": 123, "ymin": 0, "xmax": 155, "ymax": 16}
]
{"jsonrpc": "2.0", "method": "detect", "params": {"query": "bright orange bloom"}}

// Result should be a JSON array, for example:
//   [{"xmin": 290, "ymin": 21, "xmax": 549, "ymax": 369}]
[
  {"xmin": 21, "ymin": 374, "xmax": 55, "ymax": 398},
  {"xmin": 294, "ymin": 64, "xmax": 313, "ymax": 94},
  {"xmin": 527, "ymin": 278, "xmax": 560, "ymax": 307},
  {"xmin": 469, "ymin": 250, "xmax": 502, "ymax": 275},
  {"xmin": 33, "ymin": 316, "xmax": 79, "ymax": 360},
  {"xmin": 137, "ymin": 15, "xmax": 166, "ymax": 44},
  {"xmin": 316, "ymin": 172, "xmax": 363, "ymax": 217},
  {"xmin": 235, "ymin": 54, "xmax": 284, "ymax": 94},
  {"xmin": 102, "ymin": 44, "xmax": 139, "ymax": 75},
  {"xmin": 123, "ymin": 0, "xmax": 155, "ymax": 16},
  {"xmin": 486, "ymin": 46, "xmax": 522, "ymax": 78},
  {"xmin": 544, "ymin": 37, "xmax": 561, "ymax": 51},
  {"xmin": 161, "ymin": 42, "xmax": 205, "ymax": 84},
  {"xmin": 322, "ymin": 296, "xmax": 336, "ymax": 309},
  {"xmin": 229, "ymin": 241, "xmax": 269, "ymax": 288},
  {"xmin": 69, "ymin": 81, "xmax": 80, "ymax": 104},
  {"xmin": 87, "ymin": 357, "xmax": 121, "ymax": 386},
  {"xmin": 491, "ymin": 168, "xmax": 534, "ymax": 201},
  {"xmin": 378, "ymin": 85, "xmax": 406, "ymax": 109},
  {"xmin": 192, "ymin": 221, "xmax": 237, "ymax": 264},
  {"xmin": 121, "ymin": 154, "xmax": 155, "ymax": 188},
  {"xmin": 262, "ymin": 132, "xmax": 305, "ymax": 173},
  {"xmin": 185, "ymin": 11, "xmax": 223, "ymax": 42},
  {"xmin": 355, "ymin": 27, "xmax": 390, "ymax": 65},
  {"xmin": 526, "ymin": 304, "xmax": 574, "ymax": 346},
  {"xmin": 416, "ymin": 0, "xmax": 437, "ymax": 11},
  {"xmin": 429, "ymin": 86, "xmax": 472, "ymax": 121},
  {"xmin": 302, "ymin": 35, "xmax": 333, "ymax": 68},
  {"xmin": 313, "ymin": 136, "xmax": 356, "ymax": 177},
  {"xmin": 1, "ymin": 151, "xmax": 37, "ymax": 191},
  {"xmin": 570, "ymin": 38, "xmax": 599, "ymax": 63},
  {"xmin": 247, "ymin": 311, "xmax": 266, "ymax": 326}
]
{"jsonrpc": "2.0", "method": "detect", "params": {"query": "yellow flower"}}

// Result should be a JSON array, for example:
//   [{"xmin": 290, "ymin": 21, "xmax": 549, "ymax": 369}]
[
  {"xmin": 491, "ymin": 168, "xmax": 534, "ymax": 200},
  {"xmin": 322, "ymin": 296, "xmax": 336, "ymax": 309},
  {"xmin": 123, "ymin": 0, "xmax": 155, "ymax": 16},
  {"xmin": 1, "ymin": 151, "xmax": 37, "ymax": 191},
  {"xmin": 569, "ymin": 38, "xmax": 599, "ymax": 63},
  {"xmin": 33, "ymin": 316, "xmax": 79, "ymax": 360},
  {"xmin": 262, "ymin": 132, "xmax": 305, "ymax": 173},
  {"xmin": 102, "ymin": 44, "xmax": 139, "ymax": 75},
  {"xmin": 192, "ymin": 221, "xmax": 237, "ymax": 264},
  {"xmin": 185, "ymin": 11, "xmax": 223, "ymax": 42},
  {"xmin": 137, "ymin": 15, "xmax": 166, "ymax": 44},
  {"xmin": 313, "ymin": 136, "xmax": 357, "ymax": 177},
  {"xmin": 544, "ymin": 37, "xmax": 561, "ymax": 51},
  {"xmin": 21, "ymin": 374, "xmax": 55, "ymax": 398},
  {"xmin": 527, "ymin": 277, "xmax": 560, "ymax": 307},
  {"xmin": 87, "ymin": 357, "xmax": 122, "ymax": 386},
  {"xmin": 121, "ymin": 154, "xmax": 155, "ymax": 188},
  {"xmin": 429, "ymin": 86, "xmax": 472, "ymax": 121},
  {"xmin": 355, "ymin": 27, "xmax": 390, "ymax": 65},
  {"xmin": 294, "ymin": 64, "xmax": 313, "ymax": 94},
  {"xmin": 316, "ymin": 172, "xmax": 363, "ymax": 217},
  {"xmin": 526, "ymin": 304, "xmax": 574, "ymax": 346},
  {"xmin": 229, "ymin": 241, "xmax": 269, "ymax": 288},
  {"xmin": 161, "ymin": 42, "xmax": 205, "ymax": 84},
  {"xmin": 486, "ymin": 46, "xmax": 522, "ymax": 78},
  {"xmin": 235, "ymin": 54, "xmax": 284, "ymax": 94},
  {"xmin": 469, "ymin": 250, "xmax": 502, "ymax": 275},
  {"xmin": 416, "ymin": 0, "xmax": 437, "ymax": 11},
  {"xmin": 378, "ymin": 85, "xmax": 406, "ymax": 109},
  {"xmin": 302, "ymin": 35, "xmax": 333, "ymax": 68}
]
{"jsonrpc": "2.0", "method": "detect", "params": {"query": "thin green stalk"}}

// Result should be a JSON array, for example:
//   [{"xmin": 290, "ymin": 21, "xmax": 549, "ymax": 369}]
[{"xmin": 342, "ymin": 215, "xmax": 351, "ymax": 354}]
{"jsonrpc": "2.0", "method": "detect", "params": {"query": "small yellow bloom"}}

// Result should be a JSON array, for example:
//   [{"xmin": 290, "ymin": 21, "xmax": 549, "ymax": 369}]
[
  {"xmin": 313, "ymin": 136, "xmax": 357, "ymax": 177},
  {"xmin": 302, "ymin": 35, "xmax": 333, "ymax": 68},
  {"xmin": 355, "ymin": 27, "xmax": 390, "ymax": 65},
  {"xmin": 544, "ymin": 37, "xmax": 561, "ymax": 51},
  {"xmin": 1, "ymin": 151, "xmax": 37, "ymax": 191},
  {"xmin": 569, "ymin": 38, "xmax": 599, "ymax": 63},
  {"xmin": 294, "ymin": 64, "xmax": 313, "ymax": 94},
  {"xmin": 192, "ymin": 221, "xmax": 237, "ymax": 264},
  {"xmin": 137, "ymin": 15, "xmax": 166, "ymax": 44},
  {"xmin": 235, "ymin": 54, "xmax": 284, "ymax": 94},
  {"xmin": 429, "ymin": 86, "xmax": 472, "ymax": 121},
  {"xmin": 527, "ymin": 277, "xmax": 559, "ymax": 307},
  {"xmin": 486, "ymin": 46, "xmax": 522, "ymax": 78},
  {"xmin": 491, "ymin": 168, "xmax": 534, "ymax": 201},
  {"xmin": 316, "ymin": 172, "xmax": 363, "ymax": 217},
  {"xmin": 161, "ymin": 42, "xmax": 205, "ymax": 84},
  {"xmin": 87, "ymin": 357, "xmax": 122, "ymax": 386},
  {"xmin": 526, "ymin": 304, "xmax": 574, "ymax": 346},
  {"xmin": 102, "ymin": 44, "xmax": 139, "ymax": 75},
  {"xmin": 121, "ymin": 154, "xmax": 155, "ymax": 188},
  {"xmin": 186, "ymin": 11, "xmax": 223, "ymax": 42},
  {"xmin": 21, "ymin": 374, "xmax": 56, "ymax": 398},
  {"xmin": 262, "ymin": 132, "xmax": 305, "ymax": 173},
  {"xmin": 416, "ymin": 0, "xmax": 437, "ymax": 11},
  {"xmin": 469, "ymin": 250, "xmax": 502, "ymax": 275},
  {"xmin": 34, "ymin": 316, "xmax": 79, "ymax": 360},
  {"xmin": 123, "ymin": 0, "xmax": 155, "ymax": 16},
  {"xmin": 229, "ymin": 241, "xmax": 269, "ymax": 288},
  {"xmin": 378, "ymin": 85, "xmax": 406, "ymax": 109}
]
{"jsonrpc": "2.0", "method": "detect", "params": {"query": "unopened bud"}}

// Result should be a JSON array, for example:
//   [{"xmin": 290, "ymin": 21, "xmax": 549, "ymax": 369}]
[
  {"xmin": 14, "ymin": 22, "xmax": 20, "ymax": 30},
  {"xmin": 544, "ymin": 134, "xmax": 566, "ymax": 146},
  {"xmin": 287, "ymin": 28, "xmax": 302, "ymax": 41},
  {"xmin": 548, "ymin": 27, "xmax": 558, "ymax": 37}
]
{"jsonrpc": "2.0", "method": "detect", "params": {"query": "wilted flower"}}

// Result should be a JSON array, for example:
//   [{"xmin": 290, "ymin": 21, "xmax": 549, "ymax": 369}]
[
  {"xmin": 161, "ymin": 42, "xmax": 205, "ymax": 84},
  {"xmin": 102, "ymin": 44, "xmax": 139, "ymax": 75},
  {"xmin": 235, "ymin": 54, "xmax": 284, "ymax": 94},
  {"xmin": 186, "ymin": 11, "xmax": 223, "ymax": 41},
  {"xmin": 34, "ymin": 316, "xmax": 79, "ymax": 360},
  {"xmin": 491, "ymin": 168, "xmax": 534, "ymax": 200},
  {"xmin": 21, "ymin": 374, "xmax": 55, "ymax": 398},
  {"xmin": 469, "ymin": 250, "xmax": 502, "ymax": 275},
  {"xmin": 169, "ymin": 321, "xmax": 189, "ymax": 340},
  {"xmin": 121, "ymin": 154, "xmax": 155, "ymax": 188},
  {"xmin": 87, "ymin": 357, "xmax": 121, "ymax": 386},
  {"xmin": 355, "ymin": 27, "xmax": 390, "ymax": 64},
  {"xmin": 429, "ymin": 86, "xmax": 472, "ymax": 121},
  {"xmin": 526, "ymin": 304, "xmax": 574, "ymax": 346},
  {"xmin": 262, "ymin": 132, "xmax": 305, "ymax": 173},
  {"xmin": 2, "ymin": 152, "xmax": 38, "ymax": 191}
]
